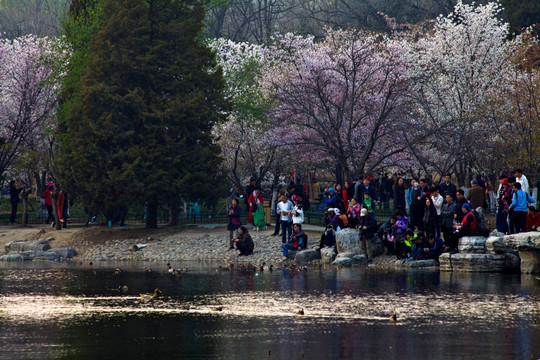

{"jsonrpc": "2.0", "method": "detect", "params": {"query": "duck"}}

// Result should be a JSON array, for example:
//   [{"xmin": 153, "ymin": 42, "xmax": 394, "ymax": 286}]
[
  {"xmin": 140, "ymin": 288, "xmax": 162, "ymax": 300},
  {"xmin": 113, "ymin": 267, "xmax": 122, "ymax": 275},
  {"xmin": 117, "ymin": 285, "xmax": 129, "ymax": 294},
  {"xmin": 211, "ymin": 306, "xmax": 223, "ymax": 312},
  {"xmin": 296, "ymin": 309, "xmax": 304, "ymax": 315},
  {"xmin": 142, "ymin": 267, "xmax": 151, "ymax": 272},
  {"xmin": 390, "ymin": 312, "xmax": 397, "ymax": 322}
]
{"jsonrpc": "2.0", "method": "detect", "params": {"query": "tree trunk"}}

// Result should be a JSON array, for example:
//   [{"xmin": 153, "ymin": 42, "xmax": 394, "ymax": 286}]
[
  {"xmin": 21, "ymin": 189, "xmax": 30, "ymax": 227},
  {"xmin": 146, "ymin": 201, "xmax": 158, "ymax": 229},
  {"xmin": 168, "ymin": 199, "xmax": 179, "ymax": 226},
  {"xmin": 51, "ymin": 188, "xmax": 61, "ymax": 230}
]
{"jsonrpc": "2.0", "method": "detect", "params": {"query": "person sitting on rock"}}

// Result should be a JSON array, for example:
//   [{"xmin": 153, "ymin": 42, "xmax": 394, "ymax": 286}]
[
  {"xmin": 282, "ymin": 223, "xmax": 307, "ymax": 260},
  {"xmin": 408, "ymin": 231, "xmax": 425, "ymax": 261},
  {"xmin": 421, "ymin": 234, "xmax": 448, "ymax": 262},
  {"xmin": 233, "ymin": 226, "xmax": 254, "ymax": 256},
  {"xmin": 379, "ymin": 217, "xmax": 395, "ymax": 256},
  {"xmin": 526, "ymin": 206, "xmax": 540, "ymax": 232},
  {"xmin": 454, "ymin": 203, "xmax": 476, "ymax": 237},
  {"xmin": 334, "ymin": 208, "xmax": 349, "ymax": 228},
  {"xmin": 395, "ymin": 228, "xmax": 412, "ymax": 260},
  {"xmin": 319, "ymin": 221, "xmax": 338, "ymax": 250},
  {"xmin": 358, "ymin": 208, "xmax": 377, "ymax": 262}
]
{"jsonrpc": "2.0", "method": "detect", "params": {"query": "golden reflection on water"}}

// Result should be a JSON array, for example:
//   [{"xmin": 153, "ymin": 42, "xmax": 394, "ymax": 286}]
[{"xmin": 1, "ymin": 291, "xmax": 538, "ymax": 327}]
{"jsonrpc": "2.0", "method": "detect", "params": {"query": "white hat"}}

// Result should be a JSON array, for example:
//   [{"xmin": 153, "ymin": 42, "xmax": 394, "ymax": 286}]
[{"xmin": 360, "ymin": 208, "xmax": 368, "ymax": 217}]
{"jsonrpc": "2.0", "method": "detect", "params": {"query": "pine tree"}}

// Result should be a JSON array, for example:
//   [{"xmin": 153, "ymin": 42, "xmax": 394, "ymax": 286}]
[{"xmin": 59, "ymin": 0, "xmax": 227, "ymax": 228}]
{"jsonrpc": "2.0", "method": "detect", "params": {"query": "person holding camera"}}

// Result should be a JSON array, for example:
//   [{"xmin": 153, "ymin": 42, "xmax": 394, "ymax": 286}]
[
  {"xmin": 319, "ymin": 221, "xmax": 338, "ymax": 250},
  {"xmin": 322, "ymin": 187, "xmax": 338, "ymax": 210}
]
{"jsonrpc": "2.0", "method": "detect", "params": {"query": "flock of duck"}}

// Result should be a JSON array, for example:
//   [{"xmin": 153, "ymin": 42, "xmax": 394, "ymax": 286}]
[{"xmin": 105, "ymin": 261, "xmax": 316, "ymax": 315}]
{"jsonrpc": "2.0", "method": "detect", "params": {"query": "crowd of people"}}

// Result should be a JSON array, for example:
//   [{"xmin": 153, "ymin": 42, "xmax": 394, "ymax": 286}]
[{"xmin": 231, "ymin": 169, "xmax": 539, "ymax": 262}]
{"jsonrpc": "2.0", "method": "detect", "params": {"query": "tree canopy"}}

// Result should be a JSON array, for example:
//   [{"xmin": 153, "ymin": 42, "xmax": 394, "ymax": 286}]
[{"xmin": 59, "ymin": 0, "xmax": 228, "ymax": 228}]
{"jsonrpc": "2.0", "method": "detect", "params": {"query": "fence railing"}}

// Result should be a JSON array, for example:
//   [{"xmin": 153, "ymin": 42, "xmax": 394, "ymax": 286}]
[{"xmin": 8, "ymin": 202, "xmax": 497, "ymax": 230}]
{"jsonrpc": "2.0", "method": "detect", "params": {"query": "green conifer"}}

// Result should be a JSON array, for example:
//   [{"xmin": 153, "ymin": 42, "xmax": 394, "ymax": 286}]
[{"xmin": 59, "ymin": 0, "xmax": 227, "ymax": 228}]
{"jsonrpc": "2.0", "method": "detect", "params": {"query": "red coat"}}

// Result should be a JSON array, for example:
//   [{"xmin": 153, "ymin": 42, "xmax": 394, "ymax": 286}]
[
  {"xmin": 41, "ymin": 190, "xmax": 52, "ymax": 206},
  {"xmin": 247, "ymin": 191, "xmax": 263, "ymax": 223},
  {"xmin": 526, "ymin": 213, "xmax": 540, "ymax": 232}
]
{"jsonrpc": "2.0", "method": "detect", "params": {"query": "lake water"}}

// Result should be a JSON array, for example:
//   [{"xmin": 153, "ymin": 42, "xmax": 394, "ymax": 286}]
[{"xmin": 0, "ymin": 261, "xmax": 539, "ymax": 360}]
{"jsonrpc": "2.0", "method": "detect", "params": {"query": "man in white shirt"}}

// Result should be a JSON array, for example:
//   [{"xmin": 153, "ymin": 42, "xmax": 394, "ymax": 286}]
[
  {"xmin": 276, "ymin": 193, "xmax": 293, "ymax": 244},
  {"xmin": 514, "ymin": 169, "xmax": 530, "ymax": 195},
  {"xmin": 431, "ymin": 187, "xmax": 444, "ymax": 237}
]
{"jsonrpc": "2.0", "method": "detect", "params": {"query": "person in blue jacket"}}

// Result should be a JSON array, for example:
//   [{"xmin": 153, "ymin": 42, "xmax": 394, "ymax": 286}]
[
  {"xmin": 322, "ymin": 187, "xmax": 338, "ymax": 209},
  {"xmin": 509, "ymin": 182, "xmax": 535, "ymax": 234},
  {"xmin": 422, "ymin": 233, "xmax": 448, "ymax": 262}
]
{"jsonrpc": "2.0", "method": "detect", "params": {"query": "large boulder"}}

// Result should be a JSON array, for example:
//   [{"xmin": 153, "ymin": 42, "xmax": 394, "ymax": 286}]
[
  {"xmin": 5, "ymin": 239, "xmax": 51, "ymax": 253},
  {"xmin": 320, "ymin": 247, "xmax": 336, "ymax": 264},
  {"xmin": 404, "ymin": 259, "xmax": 439, "ymax": 268},
  {"xmin": 336, "ymin": 228, "xmax": 362, "ymax": 253},
  {"xmin": 332, "ymin": 252, "xmax": 368, "ymax": 266},
  {"xmin": 47, "ymin": 248, "xmax": 77, "ymax": 259},
  {"xmin": 21, "ymin": 250, "xmax": 61, "ymax": 261},
  {"xmin": 294, "ymin": 249, "xmax": 321, "ymax": 264},
  {"xmin": 458, "ymin": 236, "xmax": 487, "ymax": 253},
  {"xmin": 485, "ymin": 235, "xmax": 506, "ymax": 254},
  {"xmin": 0, "ymin": 254, "xmax": 30, "ymax": 261},
  {"xmin": 439, "ymin": 253, "xmax": 506, "ymax": 272},
  {"xmin": 518, "ymin": 248, "xmax": 540, "ymax": 274}
]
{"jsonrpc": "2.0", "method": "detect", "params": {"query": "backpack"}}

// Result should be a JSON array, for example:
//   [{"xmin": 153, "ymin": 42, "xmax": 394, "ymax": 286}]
[{"xmin": 471, "ymin": 209, "xmax": 488, "ymax": 236}]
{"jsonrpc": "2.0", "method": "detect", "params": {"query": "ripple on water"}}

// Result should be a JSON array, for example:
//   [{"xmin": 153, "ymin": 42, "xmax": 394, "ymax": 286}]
[{"xmin": 1, "ymin": 290, "xmax": 538, "ymax": 331}]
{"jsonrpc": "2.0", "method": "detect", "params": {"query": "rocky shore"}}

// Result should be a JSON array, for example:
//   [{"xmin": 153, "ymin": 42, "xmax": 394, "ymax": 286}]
[{"xmin": 3, "ymin": 224, "xmax": 538, "ymax": 273}]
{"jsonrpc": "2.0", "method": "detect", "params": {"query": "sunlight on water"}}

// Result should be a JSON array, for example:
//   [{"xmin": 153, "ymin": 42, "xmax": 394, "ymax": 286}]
[{"xmin": 1, "ymin": 290, "xmax": 538, "ymax": 329}]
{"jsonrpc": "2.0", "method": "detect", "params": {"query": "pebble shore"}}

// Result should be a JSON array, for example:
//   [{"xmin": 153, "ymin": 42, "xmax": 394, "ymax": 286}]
[{"xmin": 79, "ymin": 226, "xmax": 306, "ymax": 265}]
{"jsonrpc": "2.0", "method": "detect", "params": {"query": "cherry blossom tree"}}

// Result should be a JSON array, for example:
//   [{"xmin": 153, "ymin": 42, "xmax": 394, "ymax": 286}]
[
  {"xmin": 261, "ymin": 29, "xmax": 414, "ymax": 184},
  {"xmin": 210, "ymin": 38, "xmax": 290, "ymax": 193},
  {"xmin": 0, "ymin": 34, "xmax": 69, "ymax": 183},
  {"xmin": 405, "ymin": 0, "xmax": 518, "ymax": 184}
]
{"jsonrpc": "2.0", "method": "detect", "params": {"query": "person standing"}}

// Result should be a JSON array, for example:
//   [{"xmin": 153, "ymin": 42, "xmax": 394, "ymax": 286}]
[
  {"xmin": 276, "ymin": 193, "xmax": 293, "ymax": 244},
  {"xmin": 514, "ymin": 169, "xmax": 530, "ymax": 195},
  {"xmin": 358, "ymin": 208, "xmax": 377, "ymax": 263},
  {"xmin": 440, "ymin": 175, "xmax": 457, "ymax": 201},
  {"xmin": 441, "ymin": 193, "xmax": 458, "ymax": 251},
  {"xmin": 431, "ymin": 187, "xmax": 443, "ymax": 237},
  {"xmin": 41, "ymin": 184, "xmax": 55, "ymax": 224},
  {"xmin": 247, "ymin": 186, "xmax": 263, "ymax": 225},
  {"xmin": 9, "ymin": 180, "xmax": 21, "ymax": 225},
  {"xmin": 244, "ymin": 177, "xmax": 257, "ymax": 212},
  {"xmin": 227, "ymin": 198, "xmax": 242, "ymax": 249},
  {"xmin": 393, "ymin": 177, "xmax": 406, "ymax": 212},
  {"xmin": 407, "ymin": 179, "xmax": 423, "ymax": 231},
  {"xmin": 466, "ymin": 180, "xmax": 485, "ymax": 210},
  {"xmin": 496, "ymin": 178, "xmax": 512, "ymax": 234},
  {"xmin": 509, "ymin": 182, "xmax": 535, "ymax": 234}
]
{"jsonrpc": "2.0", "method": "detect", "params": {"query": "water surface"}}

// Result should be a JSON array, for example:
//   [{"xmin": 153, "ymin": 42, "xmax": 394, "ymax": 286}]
[{"xmin": 0, "ymin": 262, "xmax": 539, "ymax": 359}]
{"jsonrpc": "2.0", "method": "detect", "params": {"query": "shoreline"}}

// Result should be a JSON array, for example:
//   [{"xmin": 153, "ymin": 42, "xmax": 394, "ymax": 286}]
[{"xmin": 0, "ymin": 222, "xmax": 399, "ymax": 268}]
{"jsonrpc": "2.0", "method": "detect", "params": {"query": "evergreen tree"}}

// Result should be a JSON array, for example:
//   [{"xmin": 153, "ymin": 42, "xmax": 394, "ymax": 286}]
[{"xmin": 59, "ymin": 0, "xmax": 227, "ymax": 228}]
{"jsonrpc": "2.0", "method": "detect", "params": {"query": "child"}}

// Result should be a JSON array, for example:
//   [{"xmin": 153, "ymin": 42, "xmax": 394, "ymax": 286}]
[{"xmin": 363, "ymin": 192, "xmax": 376, "ymax": 221}]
